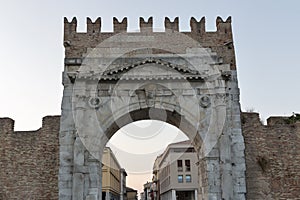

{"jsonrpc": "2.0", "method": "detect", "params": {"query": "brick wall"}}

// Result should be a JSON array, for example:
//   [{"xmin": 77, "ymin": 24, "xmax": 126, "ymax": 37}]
[
  {"xmin": 1, "ymin": 113, "xmax": 300, "ymax": 199},
  {"xmin": 0, "ymin": 116, "xmax": 60, "ymax": 200},
  {"xmin": 241, "ymin": 112, "xmax": 300, "ymax": 199}
]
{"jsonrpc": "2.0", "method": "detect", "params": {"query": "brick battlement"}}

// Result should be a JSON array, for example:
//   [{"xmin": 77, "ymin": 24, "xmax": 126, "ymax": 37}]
[
  {"xmin": 242, "ymin": 112, "xmax": 300, "ymax": 127},
  {"xmin": 241, "ymin": 112, "xmax": 300, "ymax": 199},
  {"xmin": 0, "ymin": 116, "xmax": 60, "ymax": 134},
  {"xmin": 64, "ymin": 16, "xmax": 232, "ymax": 35},
  {"xmin": 0, "ymin": 117, "xmax": 14, "ymax": 134},
  {"xmin": 0, "ymin": 116, "xmax": 60, "ymax": 199},
  {"xmin": 63, "ymin": 16, "xmax": 236, "ymax": 70}
]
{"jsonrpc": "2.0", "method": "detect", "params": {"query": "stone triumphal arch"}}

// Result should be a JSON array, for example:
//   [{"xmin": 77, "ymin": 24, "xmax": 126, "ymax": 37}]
[{"xmin": 60, "ymin": 16, "xmax": 247, "ymax": 200}]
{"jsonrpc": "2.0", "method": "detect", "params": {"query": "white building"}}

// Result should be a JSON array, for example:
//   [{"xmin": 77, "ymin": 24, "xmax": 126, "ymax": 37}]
[{"xmin": 154, "ymin": 140, "xmax": 198, "ymax": 200}]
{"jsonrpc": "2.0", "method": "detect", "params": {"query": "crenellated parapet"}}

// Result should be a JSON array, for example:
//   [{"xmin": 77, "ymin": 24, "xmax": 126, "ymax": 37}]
[
  {"xmin": 241, "ymin": 112, "xmax": 300, "ymax": 199},
  {"xmin": 64, "ymin": 16, "xmax": 232, "ymax": 35},
  {"xmin": 113, "ymin": 17, "xmax": 128, "ymax": 33},
  {"xmin": 87, "ymin": 17, "xmax": 101, "ymax": 33},
  {"xmin": 164, "ymin": 17, "xmax": 179, "ymax": 32},
  {"xmin": 64, "ymin": 17, "xmax": 77, "ymax": 36},
  {"xmin": 0, "ymin": 118, "xmax": 14, "ymax": 134},
  {"xmin": 0, "ymin": 115, "xmax": 60, "ymax": 199},
  {"xmin": 216, "ymin": 16, "xmax": 232, "ymax": 34},
  {"xmin": 140, "ymin": 17, "xmax": 153, "ymax": 32},
  {"xmin": 0, "ymin": 116, "xmax": 60, "ymax": 135},
  {"xmin": 241, "ymin": 112, "xmax": 300, "ymax": 127},
  {"xmin": 190, "ymin": 17, "xmax": 205, "ymax": 35},
  {"xmin": 63, "ymin": 16, "xmax": 236, "ymax": 69}
]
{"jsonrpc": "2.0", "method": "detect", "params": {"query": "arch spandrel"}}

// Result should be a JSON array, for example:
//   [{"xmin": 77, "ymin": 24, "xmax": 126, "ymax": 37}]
[{"xmin": 73, "ymin": 61, "xmax": 225, "ymax": 142}]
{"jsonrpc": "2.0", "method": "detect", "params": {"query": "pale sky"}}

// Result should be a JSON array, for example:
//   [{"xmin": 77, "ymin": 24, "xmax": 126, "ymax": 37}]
[{"xmin": 1, "ymin": 0, "xmax": 300, "ymax": 196}]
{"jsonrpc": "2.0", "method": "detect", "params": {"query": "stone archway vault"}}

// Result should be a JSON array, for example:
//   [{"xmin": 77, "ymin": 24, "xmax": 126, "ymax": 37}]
[{"xmin": 59, "ymin": 16, "xmax": 247, "ymax": 200}]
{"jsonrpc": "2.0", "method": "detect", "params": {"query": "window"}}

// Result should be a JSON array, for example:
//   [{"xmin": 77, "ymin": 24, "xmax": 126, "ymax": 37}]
[
  {"xmin": 185, "ymin": 160, "xmax": 191, "ymax": 172},
  {"xmin": 186, "ymin": 175, "xmax": 191, "ymax": 183},
  {"xmin": 185, "ymin": 147, "xmax": 195, "ymax": 153},
  {"xmin": 178, "ymin": 175, "xmax": 183, "ymax": 183},
  {"xmin": 177, "ymin": 160, "xmax": 183, "ymax": 172}
]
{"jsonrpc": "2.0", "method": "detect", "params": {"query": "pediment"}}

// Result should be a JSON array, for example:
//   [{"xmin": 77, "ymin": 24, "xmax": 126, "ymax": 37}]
[
  {"xmin": 67, "ymin": 57, "xmax": 231, "ymax": 82},
  {"xmin": 99, "ymin": 58, "xmax": 204, "ymax": 80}
]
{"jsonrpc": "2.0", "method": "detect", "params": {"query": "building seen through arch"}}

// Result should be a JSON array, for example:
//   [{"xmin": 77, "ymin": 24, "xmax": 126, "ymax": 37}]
[{"xmin": 143, "ymin": 140, "xmax": 199, "ymax": 200}]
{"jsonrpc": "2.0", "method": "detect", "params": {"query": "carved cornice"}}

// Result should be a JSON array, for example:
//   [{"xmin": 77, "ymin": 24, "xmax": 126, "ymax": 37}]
[
  {"xmin": 67, "ymin": 58, "xmax": 212, "ymax": 81},
  {"xmin": 103, "ymin": 58, "xmax": 198, "ymax": 76},
  {"xmin": 66, "ymin": 58, "xmax": 232, "ymax": 82}
]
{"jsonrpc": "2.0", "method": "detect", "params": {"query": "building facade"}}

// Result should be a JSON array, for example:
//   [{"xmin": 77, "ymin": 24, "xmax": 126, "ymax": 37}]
[
  {"xmin": 126, "ymin": 187, "xmax": 138, "ymax": 200},
  {"xmin": 156, "ymin": 140, "xmax": 199, "ymax": 200},
  {"xmin": 102, "ymin": 147, "xmax": 122, "ymax": 200},
  {"xmin": 120, "ymin": 168, "xmax": 127, "ymax": 200},
  {"xmin": 142, "ymin": 182, "xmax": 153, "ymax": 200},
  {"xmin": 152, "ymin": 155, "xmax": 162, "ymax": 200}
]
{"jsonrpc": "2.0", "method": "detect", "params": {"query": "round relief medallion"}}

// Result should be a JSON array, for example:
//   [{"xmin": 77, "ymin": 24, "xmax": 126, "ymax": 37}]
[
  {"xmin": 88, "ymin": 96, "xmax": 101, "ymax": 108},
  {"xmin": 199, "ymin": 95, "xmax": 211, "ymax": 108}
]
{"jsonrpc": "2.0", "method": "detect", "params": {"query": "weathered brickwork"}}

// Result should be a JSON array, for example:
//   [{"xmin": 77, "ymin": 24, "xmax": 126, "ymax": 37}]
[
  {"xmin": 64, "ymin": 16, "xmax": 236, "ymax": 70},
  {"xmin": 0, "ymin": 113, "xmax": 299, "ymax": 199},
  {"xmin": 0, "ymin": 116, "xmax": 60, "ymax": 200},
  {"xmin": 241, "ymin": 113, "xmax": 300, "ymax": 199}
]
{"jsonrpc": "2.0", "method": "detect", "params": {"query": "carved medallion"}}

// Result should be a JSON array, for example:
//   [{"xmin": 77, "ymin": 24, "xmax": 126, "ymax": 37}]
[
  {"xmin": 199, "ymin": 95, "xmax": 211, "ymax": 108},
  {"xmin": 88, "ymin": 96, "xmax": 101, "ymax": 108}
]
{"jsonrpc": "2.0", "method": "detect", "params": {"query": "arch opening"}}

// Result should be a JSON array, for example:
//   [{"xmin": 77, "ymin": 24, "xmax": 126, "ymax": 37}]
[
  {"xmin": 104, "ymin": 117, "xmax": 202, "ymax": 200},
  {"xmin": 97, "ymin": 108, "xmax": 206, "ymax": 200},
  {"xmin": 104, "ymin": 108, "xmax": 203, "ymax": 152}
]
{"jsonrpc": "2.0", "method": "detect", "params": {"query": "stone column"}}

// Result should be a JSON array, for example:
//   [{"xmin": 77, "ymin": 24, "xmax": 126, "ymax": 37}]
[
  {"xmin": 106, "ymin": 191, "xmax": 110, "ymax": 200},
  {"xmin": 206, "ymin": 157, "xmax": 221, "ymax": 200},
  {"xmin": 85, "ymin": 151, "xmax": 103, "ymax": 200},
  {"xmin": 219, "ymin": 133, "xmax": 233, "ymax": 200},
  {"xmin": 59, "ymin": 73, "xmax": 76, "ymax": 200},
  {"xmin": 72, "ymin": 137, "xmax": 85, "ymax": 200},
  {"xmin": 171, "ymin": 190, "xmax": 176, "ymax": 200},
  {"xmin": 229, "ymin": 71, "xmax": 247, "ymax": 200},
  {"xmin": 194, "ymin": 189, "xmax": 198, "ymax": 200}
]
